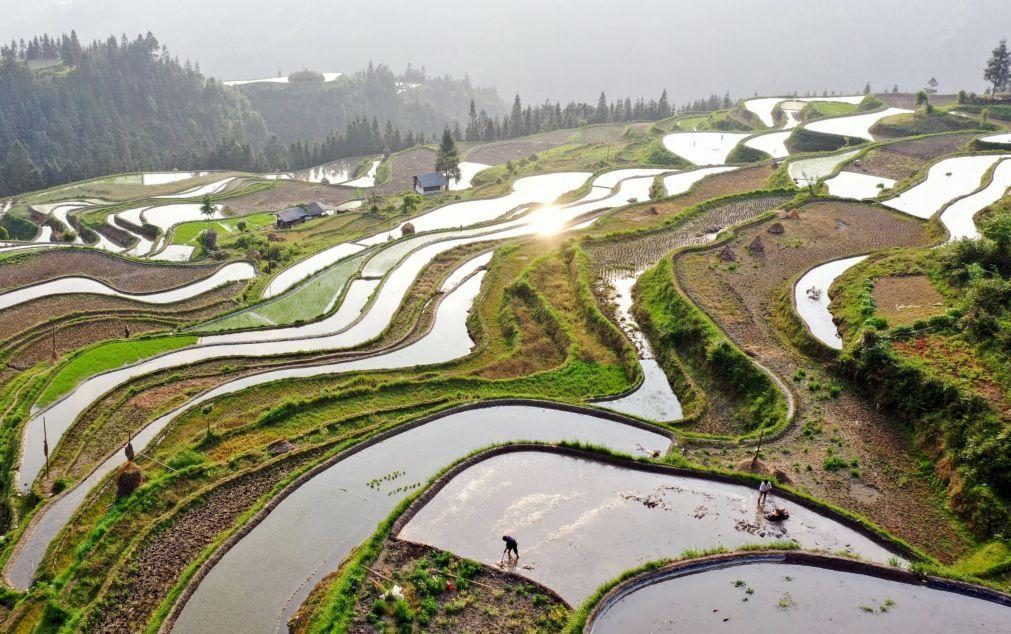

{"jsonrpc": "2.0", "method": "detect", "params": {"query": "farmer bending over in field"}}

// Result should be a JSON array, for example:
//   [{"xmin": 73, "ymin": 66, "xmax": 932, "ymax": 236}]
[
  {"xmin": 501, "ymin": 535, "xmax": 519, "ymax": 562},
  {"xmin": 758, "ymin": 480, "xmax": 772, "ymax": 506}
]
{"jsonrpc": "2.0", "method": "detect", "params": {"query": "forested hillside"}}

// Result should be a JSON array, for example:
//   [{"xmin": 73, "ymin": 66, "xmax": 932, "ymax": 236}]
[
  {"xmin": 238, "ymin": 63, "xmax": 506, "ymax": 143},
  {"xmin": 0, "ymin": 32, "xmax": 268, "ymax": 196}
]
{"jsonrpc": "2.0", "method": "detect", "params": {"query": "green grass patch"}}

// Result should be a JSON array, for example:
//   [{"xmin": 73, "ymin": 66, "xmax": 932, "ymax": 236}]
[
  {"xmin": 802, "ymin": 101, "xmax": 858, "ymax": 121},
  {"xmin": 171, "ymin": 213, "xmax": 275, "ymax": 246},
  {"xmin": 37, "ymin": 336, "xmax": 198, "ymax": 407},
  {"xmin": 198, "ymin": 252, "xmax": 369, "ymax": 331}
]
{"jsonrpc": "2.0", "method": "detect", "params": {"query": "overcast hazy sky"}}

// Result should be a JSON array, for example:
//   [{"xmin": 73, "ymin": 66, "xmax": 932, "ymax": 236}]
[{"xmin": 3, "ymin": 0, "xmax": 1009, "ymax": 102}]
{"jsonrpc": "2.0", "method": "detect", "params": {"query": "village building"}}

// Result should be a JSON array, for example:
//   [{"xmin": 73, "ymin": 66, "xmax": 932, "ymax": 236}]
[
  {"xmin": 414, "ymin": 172, "xmax": 448, "ymax": 195},
  {"xmin": 274, "ymin": 202, "xmax": 331, "ymax": 229}
]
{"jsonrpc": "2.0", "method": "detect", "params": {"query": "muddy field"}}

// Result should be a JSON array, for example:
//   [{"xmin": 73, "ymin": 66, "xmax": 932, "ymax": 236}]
[
  {"xmin": 381, "ymin": 146, "xmax": 438, "ymax": 192},
  {"xmin": 464, "ymin": 130, "xmax": 577, "ymax": 165},
  {"xmin": 674, "ymin": 202, "xmax": 969, "ymax": 559},
  {"xmin": 0, "ymin": 283, "xmax": 244, "ymax": 346},
  {"xmin": 346, "ymin": 540, "xmax": 567, "ymax": 633},
  {"xmin": 221, "ymin": 180, "xmax": 359, "ymax": 215},
  {"xmin": 588, "ymin": 194, "xmax": 794, "ymax": 275},
  {"xmin": 849, "ymin": 133, "xmax": 976, "ymax": 181},
  {"xmin": 592, "ymin": 165, "xmax": 777, "ymax": 235},
  {"xmin": 83, "ymin": 445, "xmax": 326, "ymax": 633},
  {"xmin": 871, "ymin": 275, "xmax": 946, "ymax": 326},
  {"xmin": 5, "ymin": 317, "xmax": 172, "ymax": 370},
  {"xmin": 876, "ymin": 93, "xmax": 957, "ymax": 110},
  {"xmin": 0, "ymin": 249, "xmax": 223, "ymax": 292}
]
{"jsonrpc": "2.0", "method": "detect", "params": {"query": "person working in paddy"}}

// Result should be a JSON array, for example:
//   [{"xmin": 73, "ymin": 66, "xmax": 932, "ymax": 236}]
[
  {"xmin": 758, "ymin": 480, "xmax": 772, "ymax": 506},
  {"xmin": 501, "ymin": 535, "xmax": 519, "ymax": 562}
]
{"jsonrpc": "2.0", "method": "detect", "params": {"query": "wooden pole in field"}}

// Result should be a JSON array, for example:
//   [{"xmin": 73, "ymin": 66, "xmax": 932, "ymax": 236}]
[{"xmin": 43, "ymin": 417, "xmax": 50, "ymax": 479}]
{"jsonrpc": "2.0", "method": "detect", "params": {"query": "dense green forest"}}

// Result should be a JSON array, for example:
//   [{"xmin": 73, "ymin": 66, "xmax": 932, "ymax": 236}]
[
  {"xmin": 239, "ymin": 63, "xmax": 506, "ymax": 143},
  {"xmin": 0, "ymin": 32, "xmax": 269, "ymax": 195},
  {"xmin": 0, "ymin": 31, "xmax": 733, "ymax": 196}
]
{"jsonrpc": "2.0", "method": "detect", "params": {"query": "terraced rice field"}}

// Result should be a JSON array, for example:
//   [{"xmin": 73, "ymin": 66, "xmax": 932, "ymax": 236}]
[{"xmin": 3, "ymin": 99, "xmax": 1010, "ymax": 634}]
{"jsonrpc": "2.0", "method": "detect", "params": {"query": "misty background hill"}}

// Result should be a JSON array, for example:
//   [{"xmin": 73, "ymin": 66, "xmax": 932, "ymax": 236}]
[{"xmin": 2, "ymin": 0, "xmax": 1008, "ymax": 102}]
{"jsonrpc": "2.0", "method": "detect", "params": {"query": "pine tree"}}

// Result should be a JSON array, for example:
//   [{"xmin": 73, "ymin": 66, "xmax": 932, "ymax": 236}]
[
  {"xmin": 0, "ymin": 140, "xmax": 42, "ymax": 194},
  {"xmin": 595, "ymin": 91, "xmax": 608, "ymax": 123},
  {"xmin": 984, "ymin": 38, "xmax": 1011, "ymax": 94},
  {"xmin": 435, "ymin": 128, "xmax": 461, "ymax": 181}
]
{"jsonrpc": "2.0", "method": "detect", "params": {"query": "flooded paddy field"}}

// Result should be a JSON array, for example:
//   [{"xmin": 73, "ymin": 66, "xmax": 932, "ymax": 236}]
[
  {"xmin": 171, "ymin": 412, "xmax": 668, "ymax": 632},
  {"xmin": 591, "ymin": 557, "xmax": 1011, "ymax": 633},
  {"xmin": 399, "ymin": 451, "xmax": 900, "ymax": 604}
]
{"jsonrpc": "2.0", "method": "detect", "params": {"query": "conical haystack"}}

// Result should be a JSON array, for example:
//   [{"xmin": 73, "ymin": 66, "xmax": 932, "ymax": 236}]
[
  {"xmin": 116, "ymin": 461, "xmax": 143, "ymax": 498},
  {"xmin": 748, "ymin": 235, "xmax": 765, "ymax": 253},
  {"xmin": 767, "ymin": 222, "xmax": 785, "ymax": 235},
  {"xmin": 719, "ymin": 245, "xmax": 736, "ymax": 262}
]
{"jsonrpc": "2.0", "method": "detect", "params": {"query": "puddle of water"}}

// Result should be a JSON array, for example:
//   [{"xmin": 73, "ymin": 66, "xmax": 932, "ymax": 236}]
[
  {"xmin": 342, "ymin": 160, "xmax": 380, "ymax": 188},
  {"xmin": 0, "ymin": 262, "xmax": 254, "ymax": 313},
  {"xmin": 980, "ymin": 133, "xmax": 1011, "ymax": 145},
  {"xmin": 825, "ymin": 171, "xmax": 896, "ymax": 200},
  {"xmin": 805, "ymin": 108, "xmax": 911, "ymax": 140},
  {"xmin": 599, "ymin": 359, "xmax": 683, "ymax": 421},
  {"xmin": 153, "ymin": 177, "xmax": 235, "ymax": 199},
  {"xmin": 794, "ymin": 256, "xmax": 868, "ymax": 349},
  {"xmin": 148, "ymin": 245, "xmax": 194, "ymax": 261},
  {"xmin": 787, "ymin": 150, "xmax": 861, "ymax": 186},
  {"xmin": 171, "ymin": 409, "xmax": 668, "ymax": 633},
  {"xmin": 884, "ymin": 154, "xmax": 1011, "ymax": 219},
  {"xmin": 447, "ymin": 161, "xmax": 493, "ymax": 191},
  {"xmin": 662, "ymin": 166, "xmax": 739, "ymax": 195},
  {"xmin": 743, "ymin": 131, "xmax": 792, "ymax": 159},
  {"xmin": 662, "ymin": 132, "xmax": 751, "ymax": 166},
  {"xmin": 594, "ymin": 274, "xmax": 682, "ymax": 421},
  {"xmin": 141, "ymin": 172, "xmax": 207, "ymax": 186},
  {"xmin": 744, "ymin": 96, "xmax": 865, "ymax": 128},
  {"xmin": 939, "ymin": 158, "xmax": 1011, "ymax": 241},
  {"xmin": 399, "ymin": 452, "xmax": 900, "ymax": 604},
  {"xmin": 590, "ymin": 561, "xmax": 1011, "ymax": 633}
]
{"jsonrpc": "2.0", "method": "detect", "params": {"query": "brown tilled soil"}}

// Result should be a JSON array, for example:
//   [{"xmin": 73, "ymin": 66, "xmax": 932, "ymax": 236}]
[
  {"xmin": 872, "ymin": 275, "xmax": 946, "ymax": 326},
  {"xmin": 0, "ymin": 283, "xmax": 244, "ymax": 351},
  {"xmin": 5, "ymin": 317, "xmax": 171, "ymax": 369},
  {"xmin": 221, "ymin": 180, "xmax": 358, "ymax": 214},
  {"xmin": 464, "ymin": 130, "xmax": 576, "ymax": 165},
  {"xmin": 84, "ymin": 449, "xmax": 322, "ymax": 633},
  {"xmin": 342, "ymin": 540, "xmax": 568, "ymax": 633},
  {"xmin": 0, "ymin": 249, "xmax": 221, "ymax": 292},
  {"xmin": 849, "ymin": 133, "xmax": 976, "ymax": 181},
  {"xmin": 382, "ymin": 147, "xmax": 437, "ymax": 192},
  {"xmin": 590, "ymin": 165, "xmax": 777, "ymax": 235},
  {"xmin": 875, "ymin": 93, "xmax": 957, "ymax": 110},
  {"xmin": 675, "ymin": 202, "xmax": 970, "ymax": 560}
]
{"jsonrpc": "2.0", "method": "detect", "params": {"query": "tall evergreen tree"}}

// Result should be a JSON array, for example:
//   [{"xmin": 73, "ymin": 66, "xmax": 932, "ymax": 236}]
[
  {"xmin": 435, "ymin": 127, "xmax": 461, "ymax": 182},
  {"xmin": 0, "ymin": 140, "xmax": 42, "ymax": 193},
  {"xmin": 984, "ymin": 38, "xmax": 1011, "ymax": 94}
]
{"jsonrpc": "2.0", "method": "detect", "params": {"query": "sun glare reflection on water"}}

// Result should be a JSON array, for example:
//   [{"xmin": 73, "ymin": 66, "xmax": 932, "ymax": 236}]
[{"xmin": 526, "ymin": 205, "xmax": 566, "ymax": 236}]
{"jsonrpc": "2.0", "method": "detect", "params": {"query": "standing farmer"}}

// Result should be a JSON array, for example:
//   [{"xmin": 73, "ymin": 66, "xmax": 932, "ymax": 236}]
[
  {"xmin": 758, "ymin": 480, "xmax": 772, "ymax": 506},
  {"xmin": 501, "ymin": 535, "xmax": 519, "ymax": 562}
]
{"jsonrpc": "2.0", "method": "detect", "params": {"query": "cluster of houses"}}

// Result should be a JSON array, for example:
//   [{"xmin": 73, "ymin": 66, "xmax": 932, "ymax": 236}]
[{"xmin": 275, "ymin": 171, "xmax": 452, "ymax": 229}]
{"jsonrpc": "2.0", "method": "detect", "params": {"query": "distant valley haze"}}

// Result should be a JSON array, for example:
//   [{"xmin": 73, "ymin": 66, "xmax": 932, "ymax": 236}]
[{"xmin": 2, "ymin": 0, "xmax": 1009, "ymax": 102}]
